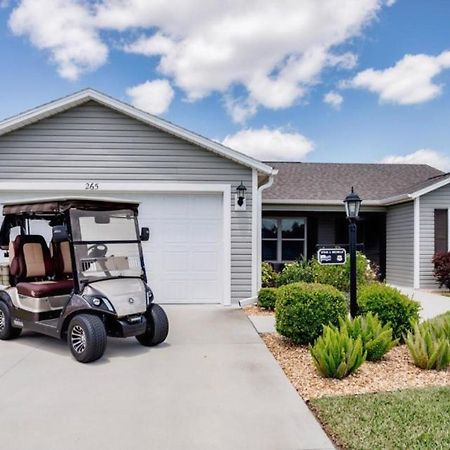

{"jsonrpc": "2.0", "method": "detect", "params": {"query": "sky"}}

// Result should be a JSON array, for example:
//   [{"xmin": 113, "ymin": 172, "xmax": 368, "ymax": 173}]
[{"xmin": 0, "ymin": 0, "xmax": 449, "ymax": 171}]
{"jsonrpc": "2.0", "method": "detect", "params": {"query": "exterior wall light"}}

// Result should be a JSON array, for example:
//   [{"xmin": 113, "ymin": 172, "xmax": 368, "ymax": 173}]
[{"xmin": 236, "ymin": 181, "xmax": 247, "ymax": 207}]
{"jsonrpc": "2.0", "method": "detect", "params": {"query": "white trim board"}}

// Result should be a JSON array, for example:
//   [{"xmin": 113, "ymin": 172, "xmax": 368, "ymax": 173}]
[
  {"xmin": 0, "ymin": 181, "xmax": 232, "ymax": 306},
  {"xmin": 0, "ymin": 89, "xmax": 274, "ymax": 176},
  {"xmin": 251, "ymin": 169, "xmax": 258, "ymax": 297},
  {"xmin": 413, "ymin": 197, "xmax": 420, "ymax": 289}
]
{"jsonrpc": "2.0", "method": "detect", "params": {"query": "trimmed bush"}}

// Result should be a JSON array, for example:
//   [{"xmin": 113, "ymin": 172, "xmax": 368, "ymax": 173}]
[
  {"xmin": 261, "ymin": 262, "xmax": 278, "ymax": 288},
  {"xmin": 310, "ymin": 325, "xmax": 366, "ymax": 379},
  {"xmin": 432, "ymin": 252, "xmax": 450, "ymax": 290},
  {"xmin": 357, "ymin": 283, "xmax": 420, "ymax": 340},
  {"xmin": 275, "ymin": 282, "xmax": 347, "ymax": 344},
  {"xmin": 338, "ymin": 313, "xmax": 398, "ymax": 361},
  {"xmin": 406, "ymin": 323, "xmax": 450, "ymax": 370},
  {"xmin": 257, "ymin": 287, "xmax": 277, "ymax": 310},
  {"xmin": 310, "ymin": 252, "xmax": 376, "ymax": 292},
  {"xmin": 278, "ymin": 260, "xmax": 314, "ymax": 286}
]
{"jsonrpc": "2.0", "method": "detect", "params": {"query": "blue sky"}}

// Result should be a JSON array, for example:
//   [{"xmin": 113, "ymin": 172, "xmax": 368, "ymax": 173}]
[{"xmin": 0, "ymin": 0, "xmax": 449, "ymax": 170}]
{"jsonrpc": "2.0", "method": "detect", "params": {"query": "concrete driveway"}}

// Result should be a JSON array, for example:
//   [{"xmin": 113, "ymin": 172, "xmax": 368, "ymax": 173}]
[{"xmin": 0, "ymin": 305, "xmax": 333, "ymax": 450}]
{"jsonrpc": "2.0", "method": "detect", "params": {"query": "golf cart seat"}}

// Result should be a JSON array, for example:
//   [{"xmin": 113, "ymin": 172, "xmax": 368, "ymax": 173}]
[
  {"xmin": 9, "ymin": 234, "xmax": 73, "ymax": 298},
  {"xmin": 51, "ymin": 240, "xmax": 73, "ymax": 279}
]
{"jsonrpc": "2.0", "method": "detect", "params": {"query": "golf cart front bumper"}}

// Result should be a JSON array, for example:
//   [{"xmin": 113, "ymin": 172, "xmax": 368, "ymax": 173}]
[{"xmin": 109, "ymin": 315, "xmax": 147, "ymax": 337}]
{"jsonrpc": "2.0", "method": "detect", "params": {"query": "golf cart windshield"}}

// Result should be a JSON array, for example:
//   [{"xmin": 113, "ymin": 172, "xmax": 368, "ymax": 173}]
[{"xmin": 70, "ymin": 209, "xmax": 144, "ymax": 283}]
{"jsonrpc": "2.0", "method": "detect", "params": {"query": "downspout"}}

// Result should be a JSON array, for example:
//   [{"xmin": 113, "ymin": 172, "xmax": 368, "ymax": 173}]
[{"xmin": 239, "ymin": 170, "xmax": 277, "ymax": 307}]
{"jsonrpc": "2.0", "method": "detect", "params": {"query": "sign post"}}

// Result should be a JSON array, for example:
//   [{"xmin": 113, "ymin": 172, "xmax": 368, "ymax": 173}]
[{"xmin": 317, "ymin": 248, "xmax": 347, "ymax": 265}]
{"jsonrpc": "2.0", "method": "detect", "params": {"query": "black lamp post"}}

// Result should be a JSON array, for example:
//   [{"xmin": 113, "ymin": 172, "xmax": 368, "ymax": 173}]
[
  {"xmin": 343, "ymin": 187, "xmax": 362, "ymax": 318},
  {"xmin": 236, "ymin": 181, "xmax": 247, "ymax": 207}
]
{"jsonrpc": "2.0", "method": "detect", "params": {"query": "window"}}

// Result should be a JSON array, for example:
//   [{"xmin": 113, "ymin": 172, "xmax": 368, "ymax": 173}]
[
  {"xmin": 262, "ymin": 217, "xmax": 306, "ymax": 263},
  {"xmin": 434, "ymin": 209, "xmax": 449, "ymax": 253}
]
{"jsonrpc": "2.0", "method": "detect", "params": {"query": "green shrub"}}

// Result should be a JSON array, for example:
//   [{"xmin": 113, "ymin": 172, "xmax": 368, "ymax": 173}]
[
  {"xmin": 257, "ymin": 287, "xmax": 278, "ymax": 310},
  {"xmin": 358, "ymin": 283, "xmax": 420, "ymax": 340},
  {"xmin": 311, "ymin": 252, "xmax": 376, "ymax": 292},
  {"xmin": 310, "ymin": 325, "xmax": 366, "ymax": 379},
  {"xmin": 261, "ymin": 262, "xmax": 278, "ymax": 288},
  {"xmin": 406, "ymin": 323, "xmax": 450, "ymax": 370},
  {"xmin": 275, "ymin": 282, "xmax": 347, "ymax": 344},
  {"xmin": 338, "ymin": 313, "xmax": 398, "ymax": 361},
  {"xmin": 278, "ymin": 260, "xmax": 314, "ymax": 286}
]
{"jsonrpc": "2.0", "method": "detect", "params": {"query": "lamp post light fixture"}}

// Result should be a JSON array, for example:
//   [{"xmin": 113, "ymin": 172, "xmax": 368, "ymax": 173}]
[
  {"xmin": 343, "ymin": 187, "xmax": 362, "ymax": 318},
  {"xmin": 236, "ymin": 181, "xmax": 247, "ymax": 207}
]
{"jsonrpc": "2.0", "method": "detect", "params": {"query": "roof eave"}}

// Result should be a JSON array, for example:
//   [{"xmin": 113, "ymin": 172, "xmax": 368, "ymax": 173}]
[{"xmin": 0, "ymin": 89, "xmax": 274, "ymax": 176}]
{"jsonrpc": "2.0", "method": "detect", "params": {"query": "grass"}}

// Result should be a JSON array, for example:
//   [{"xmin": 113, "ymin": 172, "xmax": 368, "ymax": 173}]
[{"xmin": 310, "ymin": 387, "xmax": 450, "ymax": 450}]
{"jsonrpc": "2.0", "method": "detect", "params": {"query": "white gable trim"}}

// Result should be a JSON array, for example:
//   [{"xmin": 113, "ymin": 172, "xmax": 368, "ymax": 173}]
[
  {"xmin": 0, "ymin": 89, "xmax": 274, "ymax": 176},
  {"xmin": 409, "ymin": 176, "xmax": 450, "ymax": 199}
]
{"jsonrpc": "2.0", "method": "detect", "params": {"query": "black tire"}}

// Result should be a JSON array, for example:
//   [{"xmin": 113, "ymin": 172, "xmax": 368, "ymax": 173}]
[
  {"xmin": 68, "ymin": 314, "xmax": 107, "ymax": 363},
  {"xmin": 136, "ymin": 304, "xmax": 169, "ymax": 347},
  {"xmin": 0, "ymin": 301, "xmax": 22, "ymax": 340}
]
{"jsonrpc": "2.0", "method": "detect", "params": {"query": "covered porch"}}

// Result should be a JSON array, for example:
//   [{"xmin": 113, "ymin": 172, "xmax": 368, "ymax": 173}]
[{"xmin": 262, "ymin": 206, "xmax": 386, "ymax": 279}]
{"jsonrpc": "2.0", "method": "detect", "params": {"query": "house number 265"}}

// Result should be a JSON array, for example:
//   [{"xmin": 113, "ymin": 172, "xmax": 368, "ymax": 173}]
[{"xmin": 85, "ymin": 182, "xmax": 99, "ymax": 190}]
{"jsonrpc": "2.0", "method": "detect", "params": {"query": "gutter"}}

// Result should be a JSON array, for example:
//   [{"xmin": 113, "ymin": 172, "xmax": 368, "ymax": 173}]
[{"xmin": 252, "ymin": 170, "xmax": 277, "ymax": 296}]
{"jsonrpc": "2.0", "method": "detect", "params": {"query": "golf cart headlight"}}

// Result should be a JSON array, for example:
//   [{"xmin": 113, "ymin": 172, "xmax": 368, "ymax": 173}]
[{"xmin": 92, "ymin": 298, "xmax": 102, "ymax": 307}]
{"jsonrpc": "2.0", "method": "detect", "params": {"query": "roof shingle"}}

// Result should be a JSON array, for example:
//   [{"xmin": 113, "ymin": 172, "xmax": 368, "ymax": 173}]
[{"xmin": 264, "ymin": 162, "xmax": 445, "ymax": 202}]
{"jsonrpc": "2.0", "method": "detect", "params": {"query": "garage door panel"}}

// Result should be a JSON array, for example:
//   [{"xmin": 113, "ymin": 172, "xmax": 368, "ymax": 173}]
[{"xmin": 142, "ymin": 193, "xmax": 223, "ymax": 304}]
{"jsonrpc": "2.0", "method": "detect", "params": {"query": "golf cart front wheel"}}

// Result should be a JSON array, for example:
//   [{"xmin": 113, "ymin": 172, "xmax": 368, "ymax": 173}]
[
  {"xmin": 68, "ymin": 314, "xmax": 107, "ymax": 363},
  {"xmin": 136, "ymin": 304, "xmax": 169, "ymax": 347},
  {"xmin": 0, "ymin": 301, "xmax": 22, "ymax": 340}
]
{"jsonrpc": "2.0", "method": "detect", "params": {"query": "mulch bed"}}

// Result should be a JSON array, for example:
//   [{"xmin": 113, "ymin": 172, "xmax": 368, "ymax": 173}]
[
  {"xmin": 261, "ymin": 333, "xmax": 450, "ymax": 401},
  {"xmin": 242, "ymin": 304, "xmax": 274, "ymax": 316}
]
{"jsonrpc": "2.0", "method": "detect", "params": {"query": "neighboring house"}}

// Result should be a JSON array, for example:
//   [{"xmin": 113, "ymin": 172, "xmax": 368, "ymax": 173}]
[
  {"xmin": 0, "ymin": 89, "xmax": 275, "ymax": 306},
  {"xmin": 262, "ymin": 162, "xmax": 450, "ymax": 289}
]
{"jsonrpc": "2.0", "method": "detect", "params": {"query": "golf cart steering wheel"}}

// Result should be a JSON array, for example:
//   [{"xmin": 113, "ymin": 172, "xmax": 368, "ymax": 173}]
[{"xmin": 87, "ymin": 244, "xmax": 108, "ymax": 258}]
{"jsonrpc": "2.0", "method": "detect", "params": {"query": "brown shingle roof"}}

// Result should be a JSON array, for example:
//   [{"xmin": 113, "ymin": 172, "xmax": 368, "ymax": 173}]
[{"xmin": 264, "ymin": 162, "xmax": 445, "ymax": 202}]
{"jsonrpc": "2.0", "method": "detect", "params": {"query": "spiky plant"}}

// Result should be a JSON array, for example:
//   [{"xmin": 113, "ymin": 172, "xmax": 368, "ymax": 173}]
[
  {"xmin": 406, "ymin": 323, "xmax": 450, "ymax": 371},
  {"xmin": 338, "ymin": 313, "xmax": 398, "ymax": 361},
  {"xmin": 310, "ymin": 326, "xmax": 366, "ymax": 379}
]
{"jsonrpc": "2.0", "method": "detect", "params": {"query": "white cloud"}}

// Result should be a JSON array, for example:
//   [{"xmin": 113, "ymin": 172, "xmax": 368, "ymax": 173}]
[
  {"xmin": 347, "ymin": 51, "xmax": 450, "ymax": 104},
  {"xmin": 9, "ymin": 0, "xmax": 107, "ymax": 80},
  {"xmin": 380, "ymin": 149, "xmax": 450, "ymax": 172},
  {"xmin": 8, "ymin": 0, "xmax": 394, "ymax": 118},
  {"xmin": 222, "ymin": 128, "xmax": 314, "ymax": 161},
  {"xmin": 323, "ymin": 91, "xmax": 343, "ymax": 109},
  {"xmin": 126, "ymin": 79, "xmax": 174, "ymax": 115}
]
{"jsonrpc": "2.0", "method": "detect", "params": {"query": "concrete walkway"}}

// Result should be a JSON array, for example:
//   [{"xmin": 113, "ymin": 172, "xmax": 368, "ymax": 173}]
[
  {"xmin": 396, "ymin": 287, "xmax": 450, "ymax": 320},
  {"xmin": 0, "ymin": 305, "xmax": 333, "ymax": 450}
]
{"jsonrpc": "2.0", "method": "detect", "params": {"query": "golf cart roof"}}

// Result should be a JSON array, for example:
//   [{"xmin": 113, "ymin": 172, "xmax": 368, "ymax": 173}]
[{"xmin": 2, "ymin": 196, "xmax": 140, "ymax": 216}]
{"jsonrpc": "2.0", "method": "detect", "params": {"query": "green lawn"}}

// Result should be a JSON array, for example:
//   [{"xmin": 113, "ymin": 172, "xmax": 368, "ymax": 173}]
[{"xmin": 310, "ymin": 387, "xmax": 450, "ymax": 450}]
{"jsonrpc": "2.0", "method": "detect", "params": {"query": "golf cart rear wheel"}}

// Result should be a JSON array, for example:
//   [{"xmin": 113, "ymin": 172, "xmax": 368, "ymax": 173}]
[
  {"xmin": 0, "ymin": 301, "xmax": 22, "ymax": 340},
  {"xmin": 68, "ymin": 314, "xmax": 107, "ymax": 363},
  {"xmin": 136, "ymin": 304, "xmax": 169, "ymax": 347}
]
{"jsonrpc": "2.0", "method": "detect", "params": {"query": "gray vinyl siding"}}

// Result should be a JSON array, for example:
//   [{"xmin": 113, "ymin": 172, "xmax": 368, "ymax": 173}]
[
  {"xmin": 386, "ymin": 202, "xmax": 414, "ymax": 287},
  {"xmin": 0, "ymin": 101, "xmax": 253, "ymax": 303},
  {"xmin": 419, "ymin": 183, "xmax": 450, "ymax": 288}
]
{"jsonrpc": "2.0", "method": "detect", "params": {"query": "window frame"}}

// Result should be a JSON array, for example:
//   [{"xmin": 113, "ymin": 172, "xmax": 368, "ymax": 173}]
[{"xmin": 262, "ymin": 216, "xmax": 307, "ymax": 263}]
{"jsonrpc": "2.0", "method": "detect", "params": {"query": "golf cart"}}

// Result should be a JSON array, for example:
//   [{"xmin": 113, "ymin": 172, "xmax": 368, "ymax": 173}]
[{"xmin": 0, "ymin": 197, "xmax": 168, "ymax": 363}]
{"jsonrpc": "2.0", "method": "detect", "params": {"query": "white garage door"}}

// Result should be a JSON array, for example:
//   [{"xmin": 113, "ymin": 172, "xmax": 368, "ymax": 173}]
[
  {"xmin": 0, "ymin": 191, "xmax": 224, "ymax": 304},
  {"xmin": 138, "ymin": 193, "xmax": 224, "ymax": 304}
]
